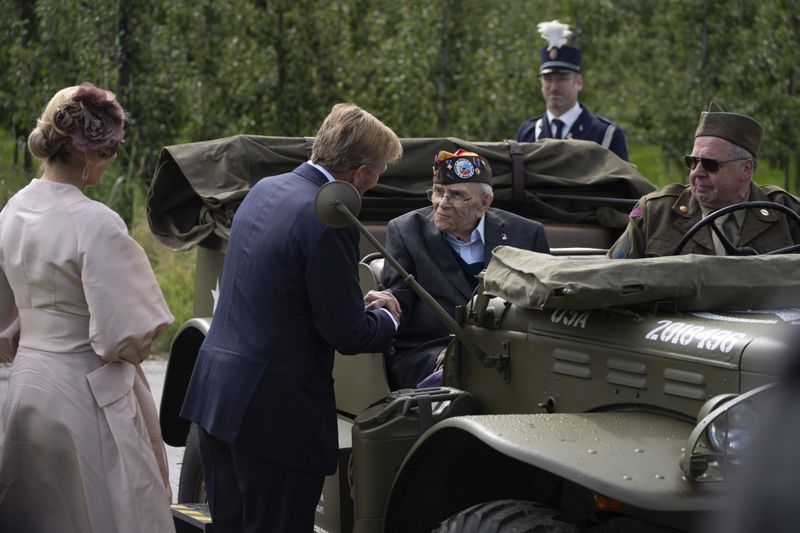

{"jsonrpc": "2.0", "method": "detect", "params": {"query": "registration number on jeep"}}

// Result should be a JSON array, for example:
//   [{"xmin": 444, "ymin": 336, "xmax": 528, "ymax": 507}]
[{"xmin": 644, "ymin": 320, "xmax": 747, "ymax": 354}]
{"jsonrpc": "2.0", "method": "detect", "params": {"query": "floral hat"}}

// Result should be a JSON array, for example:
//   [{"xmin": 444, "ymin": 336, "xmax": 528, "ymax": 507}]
[
  {"xmin": 51, "ymin": 82, "xmax": 126, "ymax": 157},
  {"xmin": 433, "ymin": 149, "xmax": 492, "ymax": 184}
]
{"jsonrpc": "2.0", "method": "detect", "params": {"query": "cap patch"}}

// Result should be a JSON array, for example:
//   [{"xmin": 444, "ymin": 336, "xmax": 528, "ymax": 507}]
[
  {"xmin": 454, "ymin": 158, "xmax": 475, "ymax": 179},
  {"xmin": 433, "ymin": 149, "xmax": 492, "ymax": 184}
]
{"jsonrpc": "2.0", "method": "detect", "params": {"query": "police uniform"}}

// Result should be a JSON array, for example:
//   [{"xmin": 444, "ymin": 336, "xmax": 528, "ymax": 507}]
[
  {"xmin": 517, "ymin": 20, "xmax": 629, "ymax": 161},
  {"xmin": 516, "ymin": 105, "xmax": 628, "ymax": 161},
  {"xmin": 608, "ymin": 182, "xmax": 800, "ymax": 258}
]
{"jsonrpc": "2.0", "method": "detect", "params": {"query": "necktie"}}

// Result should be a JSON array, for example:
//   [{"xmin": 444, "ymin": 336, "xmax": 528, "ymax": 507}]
[
  {"xmin": 551, "ymin": 118, "xmax": 565, "ymax": 139},
  {"xmin": 711, "ymin": 214, "xmax": 740, "ymax": 255}
]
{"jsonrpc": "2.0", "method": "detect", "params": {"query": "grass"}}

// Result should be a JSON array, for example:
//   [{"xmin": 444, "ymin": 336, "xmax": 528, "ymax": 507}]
[{"xmin": 129, "ymin": 188, "xmax": 196, "ymax": 355}]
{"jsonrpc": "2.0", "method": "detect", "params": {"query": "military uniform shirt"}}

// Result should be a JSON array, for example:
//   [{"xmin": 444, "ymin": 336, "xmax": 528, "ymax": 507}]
[{"xmin": 608, "ymin": 182, "xmax": 800, "ymax": 258}]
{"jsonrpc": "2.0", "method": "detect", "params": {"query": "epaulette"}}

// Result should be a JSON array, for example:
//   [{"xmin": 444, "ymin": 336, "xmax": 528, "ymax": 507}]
[
  {"xmin": 762, "ymin": 184, "xmax": 800, "ymax": 204},
  {"xmin": 595, "ymin": 114, "xmax": 616, "ymax": 126},
  {"xmin": 762, "ymin": 184, "xmax": 791, "ymax": 197},
  {"xmin": 644, "ymin": 183, "xmax": 688, "ymax": 201}
]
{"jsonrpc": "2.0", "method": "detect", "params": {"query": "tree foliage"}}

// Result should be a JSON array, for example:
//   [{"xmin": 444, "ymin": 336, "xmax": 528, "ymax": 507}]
[{"xmin": 3, "ymin": 0, "xmax": 800, "ymax": 217}]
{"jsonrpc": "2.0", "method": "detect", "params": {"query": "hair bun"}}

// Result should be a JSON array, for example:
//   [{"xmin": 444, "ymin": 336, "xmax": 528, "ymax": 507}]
[
  {"xmin": 27, "ymin": 123, "xmax": 66, "ymax": 160},
  {"xmin": 52, "ymin": 102, "xmax": 83, "ymax": 136}
]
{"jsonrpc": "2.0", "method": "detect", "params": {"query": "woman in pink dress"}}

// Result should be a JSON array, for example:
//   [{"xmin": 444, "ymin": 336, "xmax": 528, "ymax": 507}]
[{"xmin": 0, "ymin": 83, "xmax": 175, "ymax": 532}]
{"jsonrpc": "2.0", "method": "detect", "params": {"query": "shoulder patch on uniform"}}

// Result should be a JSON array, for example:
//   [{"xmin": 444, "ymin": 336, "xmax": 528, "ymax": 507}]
[{"xmin": 629, "ymin": 205, "xmax": 642, "ymax": 218}]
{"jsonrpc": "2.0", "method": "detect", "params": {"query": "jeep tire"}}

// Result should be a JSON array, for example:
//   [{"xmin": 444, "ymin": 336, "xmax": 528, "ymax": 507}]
[
  {"xmin": 177, "ymin": 423, "xmax": 207, "ymax": 503},
  {"xmin": 432, "ymin": 500, "xmax": 578, "ymax": 533}
]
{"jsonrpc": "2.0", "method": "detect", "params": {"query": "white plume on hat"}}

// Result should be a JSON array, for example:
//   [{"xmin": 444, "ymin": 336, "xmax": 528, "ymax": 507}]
[{"xmin": 537, "ymin": 20, "xmax": 572, "ymax": 50}]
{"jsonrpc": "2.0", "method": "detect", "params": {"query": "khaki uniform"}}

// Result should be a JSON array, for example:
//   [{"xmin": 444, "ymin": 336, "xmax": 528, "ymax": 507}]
[{"xmin": 608, "ymin": 182, "xmax": 800, "ymax": 258}]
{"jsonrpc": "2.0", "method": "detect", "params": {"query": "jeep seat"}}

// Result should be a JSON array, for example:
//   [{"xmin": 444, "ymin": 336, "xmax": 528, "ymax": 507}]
[
  {"xmin": 332, "ymin": 256, "xmax": 392, "ymax": 416},
  {"xmin": 359, "ymin": 224, "xmax": 389, "ymax": 260},
  {"xmin": 359, "ymin": 221, "xmax": 613, "ymax": 262},
  {"xmin": 544, "ymin": 222, "xmax": 613, "ymax": 250}
]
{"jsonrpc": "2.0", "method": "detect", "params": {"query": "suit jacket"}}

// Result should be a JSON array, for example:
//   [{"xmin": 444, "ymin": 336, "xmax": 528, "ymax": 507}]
[
  {"xmin": 180, "ymin": 163, "xmax": 396, "ymax": 476},
  {"xmin": 382, "ymin": 207, "xmax": 549, "ymax": 387},
  {"xmin": 607, "ymin": 182, "xmax": 800, "ymax": 258},
  {"xmin": 516, "ymin": 103, "xmax": 628, "ymax": 161}
]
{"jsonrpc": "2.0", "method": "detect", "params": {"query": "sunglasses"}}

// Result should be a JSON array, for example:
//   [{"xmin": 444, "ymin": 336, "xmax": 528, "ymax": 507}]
[{"xmin": 684, "ymin": 155, "xmax": 748, "ymax": 173}]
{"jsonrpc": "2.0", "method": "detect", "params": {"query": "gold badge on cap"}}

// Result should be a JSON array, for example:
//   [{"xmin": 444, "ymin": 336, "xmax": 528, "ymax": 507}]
[
  {"xmin": 549, "ymin": 48, "xmax": 558, "ymax": 60},
  {"xmin": 760, "ymin": 209, "xmax": 769, "ymax": 216}
]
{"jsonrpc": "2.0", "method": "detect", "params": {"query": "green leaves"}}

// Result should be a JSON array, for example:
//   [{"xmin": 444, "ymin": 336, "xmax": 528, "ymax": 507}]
[{"xmin": 3, "ymin": 0, "xmax": 800, "ymax": 204}]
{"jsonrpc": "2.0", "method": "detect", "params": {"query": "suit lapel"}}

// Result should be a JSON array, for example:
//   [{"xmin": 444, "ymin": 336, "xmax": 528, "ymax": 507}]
[
  {"xmin": 569, "ymin": 105, "xmax": 589, "ymax": 139},
  {"xmin": 671, "ymin": 188, "xmax": 714, "ymax": 254},
  {"xmin": 538, "ymin": 116, "xmax": 552, "ymax": 140},
  {"xmin": 422, "ymin": 209, "xmax": 474, "ymax": 301},
  {"xmin": 483, "ymin": 210, "xmax": 508, "ymax": 258}
]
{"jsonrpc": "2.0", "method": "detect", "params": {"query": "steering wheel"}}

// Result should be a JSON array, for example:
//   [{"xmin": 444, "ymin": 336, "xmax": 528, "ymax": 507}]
[{"xmin": 673, "ymin": 200, "xmax": 800, "ymax": 255}]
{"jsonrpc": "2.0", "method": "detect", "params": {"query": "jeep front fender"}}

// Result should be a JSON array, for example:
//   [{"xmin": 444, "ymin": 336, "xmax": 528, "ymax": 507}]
[
  {"xmin": 160, "ymin": 317, "xmax": 212, "ymax": 446},
  {"xmin": 384, "ymin": 412, "xmax": 725, "ymax": 532}
]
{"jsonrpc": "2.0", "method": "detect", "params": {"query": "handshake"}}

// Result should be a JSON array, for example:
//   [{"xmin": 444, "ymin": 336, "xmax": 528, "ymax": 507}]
[{"xmin": 364, "ymin": 290, "xmax": 401, "ymax": 324}]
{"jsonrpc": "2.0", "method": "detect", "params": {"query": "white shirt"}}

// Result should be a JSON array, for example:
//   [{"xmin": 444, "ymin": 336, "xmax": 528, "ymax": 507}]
[
  {"xmin": 444, "ymin": 215, "xmax": 486, "ymax": 264},
  {"xmin": 308, "ymin": 160, "xmax": 335, "ymax": 182},
  {"xmin": 536, "ymin": 102, "xmax": 582, "ymax": 140}
]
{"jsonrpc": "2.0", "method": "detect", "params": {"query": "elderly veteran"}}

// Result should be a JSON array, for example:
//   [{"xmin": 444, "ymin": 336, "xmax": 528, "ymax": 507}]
[
  {"xmin": 608, "ymin": 103, "xmax": 800, "ymax": 258},
  {"xmin": 373, "ymin": 149, "xmax": 549, "ymax": 389}
]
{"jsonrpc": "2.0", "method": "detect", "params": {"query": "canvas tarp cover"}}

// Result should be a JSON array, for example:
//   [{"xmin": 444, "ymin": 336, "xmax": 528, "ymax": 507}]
[
  {"xmin": 484, "ymin": 246, "xmax": 800, "ymax": 311},
  {"xmin": 146, "ymin": 135, "xmax": 656, "ymax": 252}
]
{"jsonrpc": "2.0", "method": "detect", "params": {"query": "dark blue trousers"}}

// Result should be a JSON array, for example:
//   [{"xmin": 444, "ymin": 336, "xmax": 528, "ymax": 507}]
[{"xmin": 197, "ymin": 427, "xmax": 324, "ymax": 533}]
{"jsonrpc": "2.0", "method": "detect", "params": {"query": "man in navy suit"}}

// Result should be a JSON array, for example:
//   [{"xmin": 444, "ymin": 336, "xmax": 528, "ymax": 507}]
[
  {"xmin": 180, "ymin": 103, "xmax": 403, "ymax": 532},
  {"xmin": 516, "ymin": 20, "xmax": 628, "ymax": 161},
  {"xmin": 374, "ymin": 150, "xmax": 550, "ymax": 389}
]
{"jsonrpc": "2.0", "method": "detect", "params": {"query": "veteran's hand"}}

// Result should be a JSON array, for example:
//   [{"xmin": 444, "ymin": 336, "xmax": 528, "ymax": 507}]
[{"xmin": 364, "ymin": 290, "xmax": 401, "ymax": 323}]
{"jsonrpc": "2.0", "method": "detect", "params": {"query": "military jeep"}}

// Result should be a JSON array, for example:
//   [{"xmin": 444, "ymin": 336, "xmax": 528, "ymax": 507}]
[{"xmin": 148, "ymin": 136, "xmax": 798, "ymax": 532}]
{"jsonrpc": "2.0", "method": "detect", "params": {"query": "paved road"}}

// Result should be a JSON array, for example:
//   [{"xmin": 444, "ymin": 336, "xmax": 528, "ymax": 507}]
[{"xmin": 0, "ymin": 357, "xmax": 184, "ymax": 502}]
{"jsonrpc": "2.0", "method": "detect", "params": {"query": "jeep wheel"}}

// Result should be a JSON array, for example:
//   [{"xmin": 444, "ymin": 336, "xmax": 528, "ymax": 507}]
[
  {"xmin": 432, "ymin": 500, "xmax": 578, "ymax": 533},
  {"xmin": 673, "ymin": 200, "xmax": 800, "ymax": 255},
  {"xmin": 177, "ymin": 423, "xmax": 207, "ymax": 503}
]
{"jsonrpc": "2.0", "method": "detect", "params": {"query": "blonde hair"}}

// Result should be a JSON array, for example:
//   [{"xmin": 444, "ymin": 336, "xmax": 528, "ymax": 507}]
[
  {"xmin": 27, "ymin": 86, "xmax": 81, "ymax": 162},
  {"xmin": 311, "ymin": 103, "xmax": 402, "ymax": 172},
  {"xmin": 28, "ymin": 83, "xmax": 126, "ymax": 163}
]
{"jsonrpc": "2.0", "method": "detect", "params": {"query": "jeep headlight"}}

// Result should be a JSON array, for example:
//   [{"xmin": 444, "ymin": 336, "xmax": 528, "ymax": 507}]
[
  {"xmin": 706, "ymin": 400, "xmax": 756, "ymax": 453},
  {"xmin": 680, "ymin": 384, "xmax": 777, "ymax": 482}
]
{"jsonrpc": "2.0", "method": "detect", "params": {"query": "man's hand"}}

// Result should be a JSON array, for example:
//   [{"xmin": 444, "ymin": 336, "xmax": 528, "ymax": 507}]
[{"xmin": 364, "ymin": 290, "xmax": 401, "ymax": 323}]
